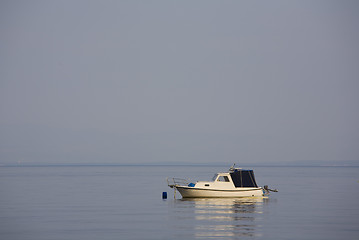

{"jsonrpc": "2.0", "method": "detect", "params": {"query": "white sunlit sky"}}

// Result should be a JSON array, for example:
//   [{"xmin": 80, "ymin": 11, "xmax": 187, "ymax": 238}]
[{"xmin": 1, "ymin": 0, "xmax": 359, "ymax": 166}]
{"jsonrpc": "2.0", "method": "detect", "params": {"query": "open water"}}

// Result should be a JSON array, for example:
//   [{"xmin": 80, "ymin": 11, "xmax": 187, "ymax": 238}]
[{"xmin": 0, "ymin": 165, "xmax": 358, "ymax": 240}]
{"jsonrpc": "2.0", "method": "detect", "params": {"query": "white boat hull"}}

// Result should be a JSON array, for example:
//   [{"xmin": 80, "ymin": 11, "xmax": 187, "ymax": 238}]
[{"xmin": 175, "ymin": 186, "xmax": 264, "ymax": 198}]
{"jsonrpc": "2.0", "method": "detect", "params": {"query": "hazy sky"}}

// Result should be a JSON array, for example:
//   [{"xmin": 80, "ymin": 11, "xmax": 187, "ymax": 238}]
[{"xmin": 1, "ymin": 0, "xmax": 358, "ymax": 165}]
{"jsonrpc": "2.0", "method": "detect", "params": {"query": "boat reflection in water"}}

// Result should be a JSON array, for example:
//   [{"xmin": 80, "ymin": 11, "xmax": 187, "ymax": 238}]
[{"xmin": 173, "ymin": 197, "xmax": 266, "ymax": 239}]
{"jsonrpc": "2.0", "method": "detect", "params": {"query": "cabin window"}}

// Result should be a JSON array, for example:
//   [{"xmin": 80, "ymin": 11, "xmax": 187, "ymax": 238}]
[
  {"xmin": 217, "ymin": 176, "xmax": 230, "ymax": 182},
  {"xmin": 230, "ymin": 170, "xmax": 258, "ymax": 188}
]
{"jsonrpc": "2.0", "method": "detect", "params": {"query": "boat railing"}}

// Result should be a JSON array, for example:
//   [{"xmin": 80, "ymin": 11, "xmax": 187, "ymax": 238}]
[{"xmin": 166, "ymin": 177, "xmax": 189, "ymax": 188}]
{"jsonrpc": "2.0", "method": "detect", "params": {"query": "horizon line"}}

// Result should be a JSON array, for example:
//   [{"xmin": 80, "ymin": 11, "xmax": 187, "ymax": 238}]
[{"xmin": 1, "ymin": 162, "xmax": 359, "ymax": 167}]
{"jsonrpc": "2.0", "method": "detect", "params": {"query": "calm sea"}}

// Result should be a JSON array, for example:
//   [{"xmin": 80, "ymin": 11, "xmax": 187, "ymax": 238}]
[{"xmin": 0, "ymin": 165, "xmax": 358, "ymax": 240}]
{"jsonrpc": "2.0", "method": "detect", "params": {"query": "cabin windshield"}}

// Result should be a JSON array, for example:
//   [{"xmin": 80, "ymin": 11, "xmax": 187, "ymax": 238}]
[{"xmin": 212, "ymin": 174, "xmax": 218, "ymax": 181}]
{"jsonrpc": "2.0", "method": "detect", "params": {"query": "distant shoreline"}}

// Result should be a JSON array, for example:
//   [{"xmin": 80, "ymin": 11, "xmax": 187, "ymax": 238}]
[{"xmin": 1, "ymin": 163, "xmax": 358, "ymax": 168}]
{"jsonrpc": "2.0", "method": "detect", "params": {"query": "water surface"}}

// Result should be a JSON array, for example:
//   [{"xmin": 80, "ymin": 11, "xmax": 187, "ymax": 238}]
[{"xmin": 0, "ymin": 165, "xmax": 358, "ymax": 239}]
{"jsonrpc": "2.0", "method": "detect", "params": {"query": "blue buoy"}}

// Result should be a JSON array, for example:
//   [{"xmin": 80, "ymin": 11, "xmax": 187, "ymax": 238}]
[{"xmin": 162, "ymin": 192, "xmax": 167, "ymax": 199}]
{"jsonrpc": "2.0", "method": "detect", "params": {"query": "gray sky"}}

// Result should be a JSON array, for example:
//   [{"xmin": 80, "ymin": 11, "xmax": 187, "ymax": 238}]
[{"xmin": 1, "ymin": 0, "xmax": 359, "ymax": 165}]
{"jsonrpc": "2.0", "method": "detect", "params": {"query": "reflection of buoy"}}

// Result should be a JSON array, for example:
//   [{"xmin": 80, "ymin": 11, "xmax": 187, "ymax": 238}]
[{"xmin": 162, "ymin": 192, "xmax": 167, "ymax": 199}]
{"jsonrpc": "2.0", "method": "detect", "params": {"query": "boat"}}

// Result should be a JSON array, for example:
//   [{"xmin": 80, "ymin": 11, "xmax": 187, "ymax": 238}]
[{"xmin": 167, "ymin": 164, "xmax": 277, "ymax": 198}]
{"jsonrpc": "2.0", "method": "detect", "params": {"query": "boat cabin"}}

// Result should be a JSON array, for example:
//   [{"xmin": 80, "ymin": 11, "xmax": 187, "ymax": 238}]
[
  {"xmin": 194, "ymin": 168, "xmax": 258, "ymax": 189},
  {"xmin": 212, "ymin": 169, "xmax": 257, "ymax": 187}
]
